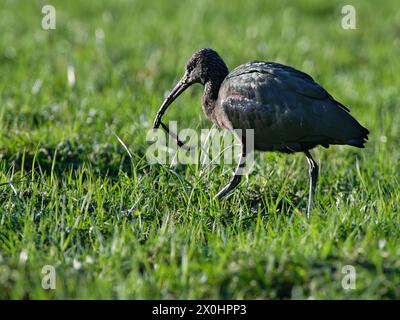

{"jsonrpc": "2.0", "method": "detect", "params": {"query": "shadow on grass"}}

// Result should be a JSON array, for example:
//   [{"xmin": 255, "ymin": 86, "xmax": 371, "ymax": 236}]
[
  {"xmin": 0, "ymin": 139, "xmax": 149, "ymax": 179},
  {"xmin": 218, "ymin": 189, "xmax": 307, "ymax": 225}
]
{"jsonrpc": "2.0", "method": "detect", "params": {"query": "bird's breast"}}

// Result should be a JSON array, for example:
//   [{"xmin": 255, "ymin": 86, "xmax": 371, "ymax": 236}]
[
  {"xmin": 201, "ymin": 92, "xmax": 234, "ymax": 131},
  {"xmin": 213, "ymin": 103, "xmax": 234, "ymax": 131}
]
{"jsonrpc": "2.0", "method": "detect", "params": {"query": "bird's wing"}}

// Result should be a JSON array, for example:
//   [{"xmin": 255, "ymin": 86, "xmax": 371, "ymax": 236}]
[
  {"xmin": 219, "ymin": 62, "xmax": 368, "ymax": 150},
  {"xmin": 226, "ymin": 61, "xmax": 349, "ymax": 111}
]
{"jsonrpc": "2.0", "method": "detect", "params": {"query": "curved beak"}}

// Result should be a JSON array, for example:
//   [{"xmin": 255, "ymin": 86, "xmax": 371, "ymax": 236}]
[{"xmin": 153, "ymin": 79, "xmax": 190, "ymax": 129}]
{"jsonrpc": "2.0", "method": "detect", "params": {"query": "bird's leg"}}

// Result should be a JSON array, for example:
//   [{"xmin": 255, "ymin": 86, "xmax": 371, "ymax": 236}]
[
  {"xmin": 216, "ymin": 139, "xmax": 247, "ymax": 200},
  {"xmin": 159, "ymin": 121, "xmax": 194, "ymax": 151},
  {"xmin": 305, "ymin": 150, "xmax": 319, "ymax": 217}
]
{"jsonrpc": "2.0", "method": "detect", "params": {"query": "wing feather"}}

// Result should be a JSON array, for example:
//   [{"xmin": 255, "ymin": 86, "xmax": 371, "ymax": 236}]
[{"xmin": 219, "ymin": 62, "xmax": 368, "ymax": 151}]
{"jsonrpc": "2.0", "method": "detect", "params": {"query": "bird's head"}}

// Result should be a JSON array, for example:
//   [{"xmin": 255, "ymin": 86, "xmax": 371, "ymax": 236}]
[
  {"xmin": 153, "ymin": 48, "xmax": 228, "ymax": 129},
  {"xmin": 183, "ymin": 48, "xmax": 228, "ymax": 85}
]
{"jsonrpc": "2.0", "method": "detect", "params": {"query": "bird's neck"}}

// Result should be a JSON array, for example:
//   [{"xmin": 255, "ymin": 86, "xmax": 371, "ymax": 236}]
[{"xmin": 201, "ymin": 74, "xmax": 227, "ymax": 121}]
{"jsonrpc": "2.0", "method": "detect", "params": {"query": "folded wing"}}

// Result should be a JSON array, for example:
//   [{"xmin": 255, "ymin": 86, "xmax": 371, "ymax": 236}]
[{"xmin": 219, "ymin": 62, "xmax": 369, "ymax": 152}]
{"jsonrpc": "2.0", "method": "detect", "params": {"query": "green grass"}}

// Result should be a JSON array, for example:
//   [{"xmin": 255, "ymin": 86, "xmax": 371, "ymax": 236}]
[{"xmin": 1, "ymin": 0, "xmax": 399, "ymax": 299}]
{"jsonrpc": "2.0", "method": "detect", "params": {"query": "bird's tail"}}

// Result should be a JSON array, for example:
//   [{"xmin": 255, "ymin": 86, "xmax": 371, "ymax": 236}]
[{"xmin": 346, "ymin": 125, "xmax": 369, "ymax": 148}]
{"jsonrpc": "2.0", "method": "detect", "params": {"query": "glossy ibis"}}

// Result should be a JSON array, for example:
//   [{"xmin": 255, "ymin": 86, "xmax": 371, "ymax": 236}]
[{"xmin": 153, "ymin": 48, "xmax": 369, "ymax": 215}]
